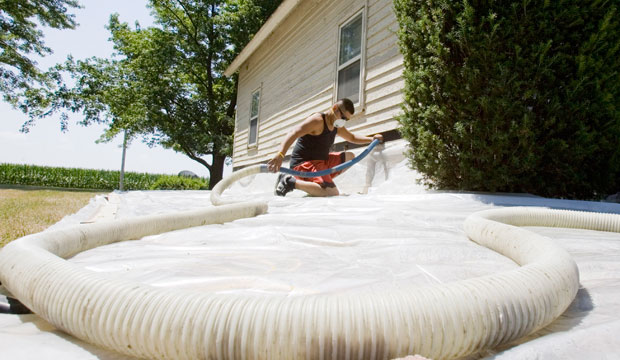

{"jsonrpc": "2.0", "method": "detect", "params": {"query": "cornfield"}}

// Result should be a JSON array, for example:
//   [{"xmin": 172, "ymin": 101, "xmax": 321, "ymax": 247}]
[{"xmin": 0, "ymin": 163, "xmax": 207, "ymax": 191}]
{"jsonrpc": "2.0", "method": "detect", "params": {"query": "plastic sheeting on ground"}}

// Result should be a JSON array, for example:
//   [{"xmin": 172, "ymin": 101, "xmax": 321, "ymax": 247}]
[{"xmin": 1, "ymin": 140, "xmax": 619, "ymax": 359}]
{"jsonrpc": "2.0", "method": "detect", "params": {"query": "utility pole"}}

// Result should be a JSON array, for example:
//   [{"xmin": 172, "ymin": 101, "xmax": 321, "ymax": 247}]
[{"xmin": 119, "ymin": 130, "xmax": 128, "ymax": 191}]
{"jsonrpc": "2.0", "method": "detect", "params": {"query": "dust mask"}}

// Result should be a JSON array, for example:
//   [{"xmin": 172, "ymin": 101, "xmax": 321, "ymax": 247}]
[{"xmin": 333, "ymin": 119, "xmax": 346, "ymax": 128}]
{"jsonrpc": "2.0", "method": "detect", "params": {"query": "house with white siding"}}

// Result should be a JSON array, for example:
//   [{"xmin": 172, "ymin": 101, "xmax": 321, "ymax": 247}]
[{"xmin": 224, "ymin": 0, "xmax": 404, "ymax": 170}]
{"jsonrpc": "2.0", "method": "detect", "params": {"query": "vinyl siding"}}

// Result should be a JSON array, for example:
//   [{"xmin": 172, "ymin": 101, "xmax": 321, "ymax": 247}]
[{"xmin": 233, "ymin": 0, "xmax": 403, "ymax": 168}]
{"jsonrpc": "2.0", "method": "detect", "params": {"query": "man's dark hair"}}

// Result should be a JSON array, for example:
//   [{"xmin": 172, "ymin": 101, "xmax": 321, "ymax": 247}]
[{"xmin": 339, "ymin": 98, "xmax": 355, "ymax": 115}]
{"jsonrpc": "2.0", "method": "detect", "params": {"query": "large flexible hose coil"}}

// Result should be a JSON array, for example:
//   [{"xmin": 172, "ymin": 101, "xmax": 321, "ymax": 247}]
[{"xmin": 1, "ymin": 194, "xmax": 619, "ymax": 358}]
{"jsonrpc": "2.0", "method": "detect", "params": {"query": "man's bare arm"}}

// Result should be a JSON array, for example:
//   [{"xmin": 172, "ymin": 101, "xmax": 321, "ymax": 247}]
[{"xmin": 337, "ymin": 127, "xmax": 383, "ymax": 145}]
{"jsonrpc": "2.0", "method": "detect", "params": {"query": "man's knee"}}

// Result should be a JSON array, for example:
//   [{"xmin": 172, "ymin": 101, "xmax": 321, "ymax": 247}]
[
  {"xmin": 344, "ymin": 151, "xmax": 355, "ymax": 162},
  {"xmin": 325, "ymin": 187, "xmax": 339, "ymax": 196}
]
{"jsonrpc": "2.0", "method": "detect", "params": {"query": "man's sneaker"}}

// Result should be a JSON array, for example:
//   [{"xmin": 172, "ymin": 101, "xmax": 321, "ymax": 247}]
[{"xmin": 275, "ymin": 174, "xmax": 296, "ymax": 196}]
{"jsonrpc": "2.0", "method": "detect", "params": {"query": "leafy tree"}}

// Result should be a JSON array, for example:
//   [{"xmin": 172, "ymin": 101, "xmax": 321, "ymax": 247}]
[
  {"xmin": 21, "ymin": 0, "xmax": 281, "ymax": 188},
  {"xmin": 394, "ymin": 0, "xmax": 620, "ymax": 199},
  {"xmin": 0, "ymin": 0, "xmax": 80, "ymax": 103}
]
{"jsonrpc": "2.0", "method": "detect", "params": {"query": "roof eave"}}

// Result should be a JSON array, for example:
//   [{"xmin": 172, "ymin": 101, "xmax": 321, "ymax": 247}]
[{"xmin": 224, "ymin": 0, "xmax": 304, "ymax": 77}]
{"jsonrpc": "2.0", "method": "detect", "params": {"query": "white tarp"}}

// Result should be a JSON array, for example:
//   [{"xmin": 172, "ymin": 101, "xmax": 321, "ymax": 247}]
[{"xmin": 1, "ymin": 141, "xmax": 619, "ymax": 359}]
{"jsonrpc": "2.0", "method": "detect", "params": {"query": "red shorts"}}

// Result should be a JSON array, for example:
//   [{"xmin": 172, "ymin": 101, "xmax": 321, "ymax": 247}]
[{"xmin": 292, "ymin": 152, "xmax": 345, "ymax": 188}]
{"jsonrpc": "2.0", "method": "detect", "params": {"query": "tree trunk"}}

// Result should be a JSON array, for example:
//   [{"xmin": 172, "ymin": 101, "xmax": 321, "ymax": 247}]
[{"xmin": 209, "ymin": 154, "xmax": 226, "ymax": 190}]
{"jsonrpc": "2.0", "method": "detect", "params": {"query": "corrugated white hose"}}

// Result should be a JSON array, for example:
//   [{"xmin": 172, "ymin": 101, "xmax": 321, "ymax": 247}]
[
  {"xmin": 211, "ymin": 164, "xmax": 263, "ymax": 205},
  {"xmin": 2, "ymin": 169, "xmax": 620, "ymax": 359}
]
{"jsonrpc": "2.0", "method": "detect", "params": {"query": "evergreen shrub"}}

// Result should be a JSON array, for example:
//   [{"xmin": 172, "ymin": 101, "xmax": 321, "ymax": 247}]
[{"xmin": 394, "ymin": 0, "xmax": 620, "ymax": 199}]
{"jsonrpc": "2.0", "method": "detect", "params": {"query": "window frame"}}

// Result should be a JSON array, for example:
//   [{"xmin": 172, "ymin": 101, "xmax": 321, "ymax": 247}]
[
  {"xmin": 334, "ymin": 8, "xmax": 367, "ymax": 111},
  {"xmin": 248, "ymin": 87, "xmax": 261, "ymax": 147}
]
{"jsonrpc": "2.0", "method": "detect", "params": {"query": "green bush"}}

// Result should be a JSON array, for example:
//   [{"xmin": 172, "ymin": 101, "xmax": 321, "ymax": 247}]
[
  {"xmin": 394, "ymin": 0, "xmax": 620, "ymax": 199},
  {"xmin": 149, "ymin": 175, "xmax": 209, "ymax": 190}
]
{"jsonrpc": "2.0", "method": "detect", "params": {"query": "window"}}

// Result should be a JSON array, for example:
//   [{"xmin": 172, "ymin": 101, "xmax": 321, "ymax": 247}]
[
  {"xmin": 337, "ymin": 12, "xmax": 364, "ymax": 104},
  {"xmin": 249, "ymin": 90, "xmax": 260, "ymax": 145}
]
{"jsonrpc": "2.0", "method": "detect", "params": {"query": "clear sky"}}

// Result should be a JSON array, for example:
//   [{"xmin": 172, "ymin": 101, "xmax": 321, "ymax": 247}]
[{"xmin": 0, "ymin": 0, "xmax": 228, "ymax": 177}]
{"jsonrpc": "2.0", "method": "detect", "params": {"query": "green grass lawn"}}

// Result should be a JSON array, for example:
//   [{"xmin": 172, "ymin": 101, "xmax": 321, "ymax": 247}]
[{"xmin": 0, "ymin": 188, "xmax": 104, "ymax": 247}]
